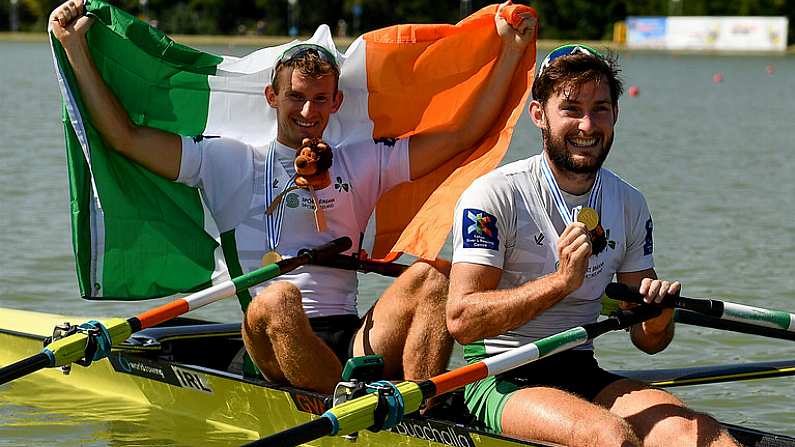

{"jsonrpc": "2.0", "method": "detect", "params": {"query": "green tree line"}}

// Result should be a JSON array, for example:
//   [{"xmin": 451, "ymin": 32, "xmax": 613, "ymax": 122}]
[{"xmin": 2, "ymin": 0, "xmax": 793, "ymax": 44}]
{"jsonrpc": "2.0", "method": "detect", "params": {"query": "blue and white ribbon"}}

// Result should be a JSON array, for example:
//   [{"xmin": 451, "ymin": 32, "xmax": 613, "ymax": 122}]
[
  {"xmin": 540, "ymin": 155, "xmax": 602, "ymax": 225},
  {"xmin": 264, "ymin": 142, "xmax": 296, "ymax": 252}
]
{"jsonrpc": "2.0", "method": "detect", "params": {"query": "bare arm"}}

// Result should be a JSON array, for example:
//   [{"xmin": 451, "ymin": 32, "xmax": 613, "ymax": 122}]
[
  {"xmin": 447, "ymin": 222, "xmax": 592, "ymax": 344},
  {"xmin": 616, "ymin": 269, "xmax": 679, "ymax": 354},
  {"xmin": 51, "ymin": 0, "xmax": 182, "ymax": 180},
  {"xmin": 407, "ymin": 3, "xmax": 535, "ymax": 180}
]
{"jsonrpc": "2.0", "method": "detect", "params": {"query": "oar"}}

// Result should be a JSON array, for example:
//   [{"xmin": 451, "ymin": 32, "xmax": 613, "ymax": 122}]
[
  {"xmin": 0, "ymin": 237, "xmax": 352, "ymax": 386},
  {"xmin": 605, "ymin": 282, "xmax": 795, "ymax": 341},
  {"xmin": 245, "ymin": 305, "xmax": 662, "ymax": 447},
  {"xmin": 311, "ymin": 254, "xmax": 409, "ymax": 278}
]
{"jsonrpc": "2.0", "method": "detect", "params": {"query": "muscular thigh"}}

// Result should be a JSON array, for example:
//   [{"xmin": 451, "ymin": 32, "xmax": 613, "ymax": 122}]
[
  {"xmin": 352, "ymin": 295, "xmax": 413, "ymax": 373},
  {"xmin": 502, "ymin": 386, "xmax": 619, "ymax": 443}
]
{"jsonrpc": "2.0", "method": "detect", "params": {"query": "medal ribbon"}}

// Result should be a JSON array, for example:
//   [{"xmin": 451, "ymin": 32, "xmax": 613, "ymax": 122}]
[
  {"xmin": 540, "ymin": 155, "xmax": 602, "ymax": 225},
  {"xmin": 264, "ymin": 142, "xmax": 296, "ymax": 252}
]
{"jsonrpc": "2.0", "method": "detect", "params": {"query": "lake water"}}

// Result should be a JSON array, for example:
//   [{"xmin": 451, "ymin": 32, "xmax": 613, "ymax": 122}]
[{"xmin": 1, "ymin": 40, "xmax": 794, "ymax": 445}]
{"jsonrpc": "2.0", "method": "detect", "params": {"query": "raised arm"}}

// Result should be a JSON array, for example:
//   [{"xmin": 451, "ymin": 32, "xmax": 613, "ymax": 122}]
[
  {"xmin": 50, "ymin": 0, "xmax": 182, "ymax": 180},
  {"xmin": 407, "ymin": 2, "xmax": 536, "ymax": 180}
]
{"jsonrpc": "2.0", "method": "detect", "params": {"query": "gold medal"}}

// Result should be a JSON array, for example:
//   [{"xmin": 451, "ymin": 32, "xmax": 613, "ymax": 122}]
[
  {"xmin": 577, "ymin": 207, "xmax": 599, "ymax": 231},
  {"xmin": 261, "ymin": 250, "xmax": 282, "ymax": 266}
]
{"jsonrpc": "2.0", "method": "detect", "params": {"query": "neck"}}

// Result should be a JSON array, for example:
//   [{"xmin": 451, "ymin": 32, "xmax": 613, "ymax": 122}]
[
  {"xmin": 543, "ymin": 152, "xmax": 596, "ymax": 195},
  {"xmin": 275, "ymin": 135, "xmax": 299, "ymax": 151}
]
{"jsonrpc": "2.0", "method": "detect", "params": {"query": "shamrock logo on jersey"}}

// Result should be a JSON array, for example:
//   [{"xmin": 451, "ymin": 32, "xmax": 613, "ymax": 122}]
[{"xmin": 334, "ymin": 176, "xmax": 349, "ymax": 192}]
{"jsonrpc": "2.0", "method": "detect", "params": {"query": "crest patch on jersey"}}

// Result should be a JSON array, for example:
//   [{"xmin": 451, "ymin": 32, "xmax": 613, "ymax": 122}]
[
  {"xmin": 462, "ymin": 208, "xmax": 499, "ymax": 250},
  {"xmin": 643, "ymin": 218, "xmax": 654, "ymax": 255}
]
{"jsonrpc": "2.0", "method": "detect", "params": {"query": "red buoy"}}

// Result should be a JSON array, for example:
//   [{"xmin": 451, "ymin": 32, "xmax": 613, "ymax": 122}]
[
  {"xmin": 767, "ymin": 64, "xmax": 775, "ymax": 76},
  {"xmin": 628, "ymin": 85, "xmax": 640, "ymax": 97},
  {"xmin": 712, "ymin": 72, "xmax": 724, "ymax": 83}
]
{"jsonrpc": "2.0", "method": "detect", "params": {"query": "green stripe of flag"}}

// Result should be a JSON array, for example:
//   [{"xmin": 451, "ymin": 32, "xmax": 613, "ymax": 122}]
[{"xmin": 55, "ymin": 0, "xmax": 226, "ymax": 299}]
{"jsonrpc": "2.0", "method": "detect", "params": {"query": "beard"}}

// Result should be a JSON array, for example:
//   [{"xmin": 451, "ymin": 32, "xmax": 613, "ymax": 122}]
[{"xmin": 542, "ymin": 123, "xmax": 612, "ymax": 174}]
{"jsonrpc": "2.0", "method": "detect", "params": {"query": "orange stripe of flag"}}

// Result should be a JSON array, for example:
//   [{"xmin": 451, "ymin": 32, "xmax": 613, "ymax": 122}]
[{"xmin": 364, "ymin": 4, "xmax": 537, "ymax": 260}]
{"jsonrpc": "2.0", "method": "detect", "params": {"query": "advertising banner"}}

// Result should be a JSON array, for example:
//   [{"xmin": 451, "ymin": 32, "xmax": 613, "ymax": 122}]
[{"xmin": 627, "ymin": 16, "xmax": 788, "ymax": 52}]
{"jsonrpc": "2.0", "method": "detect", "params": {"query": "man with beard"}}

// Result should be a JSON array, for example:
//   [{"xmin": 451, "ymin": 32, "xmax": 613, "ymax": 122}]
[{"xmin": 447, "ymin": 45, "xmax": 740, "ymax": 447}]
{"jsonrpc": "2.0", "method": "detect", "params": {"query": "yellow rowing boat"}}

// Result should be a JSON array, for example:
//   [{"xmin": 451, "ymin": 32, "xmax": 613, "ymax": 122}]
[{"xmin": 2, "ymin": 306, "xmax": 794, "ymax": 447}]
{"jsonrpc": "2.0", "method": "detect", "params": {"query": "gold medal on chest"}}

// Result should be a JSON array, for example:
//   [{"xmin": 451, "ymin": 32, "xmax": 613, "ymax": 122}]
[
  {"xmin": 578, "ymin": 207, "xmax": 608, "ymax": 256},
  {"xmin": 261, "ymin": 250, "xmax": 282, "ymax": 266},
  {"xmin": 577, "ymin": 207, "xmax": 599, "ymax": 231}
]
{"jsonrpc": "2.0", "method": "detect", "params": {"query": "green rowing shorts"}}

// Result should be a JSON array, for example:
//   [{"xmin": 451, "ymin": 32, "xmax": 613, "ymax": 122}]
[{"xmin": 464, "ymin": 350, "xmax": 624, "ymax": 433}]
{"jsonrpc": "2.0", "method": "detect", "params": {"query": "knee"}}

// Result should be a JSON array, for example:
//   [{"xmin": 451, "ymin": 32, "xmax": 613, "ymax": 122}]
[
  {"xmin": 403, "ymin": 260, "xmax": 449, "ymax": 305},
  {"xmin": 655, "ymin": 412, "xmax": 724, "ymax": 445},
  {"xmin": 245, "ymin": 281, "xmax": 302, "ymax": 330}
]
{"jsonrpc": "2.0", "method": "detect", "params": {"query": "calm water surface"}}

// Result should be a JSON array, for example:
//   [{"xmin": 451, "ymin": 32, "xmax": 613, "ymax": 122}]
[{"xmin": 1, "ymin": 41, "xmax": 794, "ymax": 445}]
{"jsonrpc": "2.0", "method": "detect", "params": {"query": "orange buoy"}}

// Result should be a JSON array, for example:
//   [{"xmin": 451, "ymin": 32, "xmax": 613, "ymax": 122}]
[
  {"xmin": 712, "ymin": 72, "xmax": 724, "ymax": 83},
  {"xmin": 628, "ymin": 85, "xmax": 640, "ymax": 97}
]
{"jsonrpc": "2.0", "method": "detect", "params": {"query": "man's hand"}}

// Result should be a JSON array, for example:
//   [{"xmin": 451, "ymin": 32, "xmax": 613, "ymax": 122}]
[
  {"xmin": 50, "ymin": 0, "xmax": 93, "ymax": 45},
  {"xmin": 637, "ymin": 277, "xmax": 680, "ymax": 304},
  {"xmin": 495, "ymin": 1, "xmax": 536, "ymax": 52},
  {"xmin": 554, "ymin": 222, "xmax": 592, "ymax": 295}
]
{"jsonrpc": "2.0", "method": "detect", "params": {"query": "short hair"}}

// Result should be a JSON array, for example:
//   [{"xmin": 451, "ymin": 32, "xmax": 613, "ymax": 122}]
[
  {"xmin": 271, "ymin": 44, "xmax": 340, "ymax": 93},
  {"xmin": 532, "ymin": 47, "xmax": 623, "ymax": 106}
]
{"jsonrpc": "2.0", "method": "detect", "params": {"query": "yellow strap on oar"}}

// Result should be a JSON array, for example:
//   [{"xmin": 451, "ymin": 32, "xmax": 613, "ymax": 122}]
[
  {"xmin": 325, "ymin": 381, "xmax": 424, "ymax": 435},
  {"xmin": 49, "ymin": 318, "xmax": 129, "ymax": 367}
]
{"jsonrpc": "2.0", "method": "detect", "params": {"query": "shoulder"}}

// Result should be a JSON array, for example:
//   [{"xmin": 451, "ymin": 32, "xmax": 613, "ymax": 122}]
[
  {"xmin": 180, "ymin": 135, "xmax": 256, "ymax": 177},
  {"xmin": 463, "ymin": 169, "xmax": 513, "ymax": 200},
  {"xmin": 458, "ymin": 170, "xmax": 518, "ymax": 224},
  {"xmin": 602, "ymin": 168, "xmax": 647, "ymax": 207},
  {"xmin": 462, "ymin": 158, "xmax": 534, "ymax": 199},
  {"xmin": 189, "ymin": 135, "xmax": 252, "ymax": 151},
  {"xmin": 338, "ymin": 137, "xmax": 407, "ymax": 153},
  {"xmin": 181, "ymin": 135, "xmax": 254, "ymax": 158}
]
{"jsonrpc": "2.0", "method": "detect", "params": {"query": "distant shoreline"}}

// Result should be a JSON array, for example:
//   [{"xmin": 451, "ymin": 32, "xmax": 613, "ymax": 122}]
[{"xmin": 3, "ymin": 32, "xmax": 793, "ymax": 55}]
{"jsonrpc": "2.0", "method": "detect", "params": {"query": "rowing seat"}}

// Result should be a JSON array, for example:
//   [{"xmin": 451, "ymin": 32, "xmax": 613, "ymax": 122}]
[{"xmin": 118, "ymin": 319, "xmax": 244, "ymax": 373}]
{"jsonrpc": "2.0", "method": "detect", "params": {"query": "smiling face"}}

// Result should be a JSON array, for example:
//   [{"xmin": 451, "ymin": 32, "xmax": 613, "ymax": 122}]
[
  {"xmin": 265, "ymin": 68, "xmax": 343, "ymax": 149},
  {"xmin": 531, "ymin": 76, "xmax": 618, "ymax": 175}
]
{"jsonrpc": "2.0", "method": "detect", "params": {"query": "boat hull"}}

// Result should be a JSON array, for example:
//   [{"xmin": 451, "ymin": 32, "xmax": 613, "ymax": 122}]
[{"xmin": 1, "ymin": 307, "xmax": 793, "ymax": 447}]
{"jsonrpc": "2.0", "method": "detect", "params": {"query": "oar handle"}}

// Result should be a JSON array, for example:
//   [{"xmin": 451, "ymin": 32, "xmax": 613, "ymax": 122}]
[
  {"xmin": 590, "ymin": 305, "xmax": 663, "ymax": 338},
  {"xmin": 285, "ymin": 236, "xmax": 353, "ymax": 271},
  {"xmin": 605, "ymin": 282, "xmax": 723, "ymax": 317},
  {"xmin": 309, "ymin": 254, "xmax": 408, "ymax": 278}
]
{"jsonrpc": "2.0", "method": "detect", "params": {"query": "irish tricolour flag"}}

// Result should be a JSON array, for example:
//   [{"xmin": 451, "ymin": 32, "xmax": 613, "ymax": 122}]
[{"xmin": 51, "ymin": 0, "xmax": 535, "ymax": 300}]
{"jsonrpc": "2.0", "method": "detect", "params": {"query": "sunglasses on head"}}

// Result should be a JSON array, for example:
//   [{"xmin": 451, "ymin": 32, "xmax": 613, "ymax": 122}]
[
  {"xmin": 537, "ymin": 44, "xmax": 604, "ymax": 78},
  {"xmin": 272, "ymin": 44, "xmax": 339, "ymax": 81}
]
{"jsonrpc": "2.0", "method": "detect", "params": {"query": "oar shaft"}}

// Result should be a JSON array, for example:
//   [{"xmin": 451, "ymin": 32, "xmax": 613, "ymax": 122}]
[
  {"xmin": 676, "ymin": 309, "xmax": 795, "ymax": 342},
  {"xmin": 253, "ymin": 306, "xmax": 662, "ymax": 446},
  {"xmin": 243, "ymin": 417, "xmax": 335, "ymax": 447},
  {"xmin": 431, "ymin": 305, "xmax": 662, "ymax": 395},
  {"xmin": 0, "ymin": 353, "xmax": 51, "ymax": 385},
  {"xmin": 0, "ymin": 238, "xmax": 352, "ymax": 386},
  {"xmin": 606, "ymin": 283, "xmax": 795, "ymax": 333},
  {"xmin": 132, "ymin": 237, "xmax": 353, "ymax": 332},
  {"xmin": 310, "ymin": 254, "xmax": 409, "ymax": 278}
]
